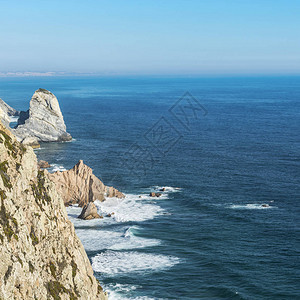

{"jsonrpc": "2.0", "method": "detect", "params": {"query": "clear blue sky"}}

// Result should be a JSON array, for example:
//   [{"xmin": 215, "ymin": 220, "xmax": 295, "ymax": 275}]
[{"xmin": 0, "ymin": 0, "xmax": 299, "ymax": 75}]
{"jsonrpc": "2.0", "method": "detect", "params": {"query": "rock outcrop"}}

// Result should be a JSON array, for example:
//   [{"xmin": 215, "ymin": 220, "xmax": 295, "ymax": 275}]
[
  {"xmin": 150, "ymin": 192, "xmax": 162, "ymax": 197},
  {"xmin": 13, "ymin": 88, "xmax": 72, "ymax": 143},
  {"xmin": 49, "ymin": 160, "xmax": 124, "ymax": 207},
  {"xmin": 0, "ymin": 121, "xmax": 107, "ymax": 299},
  {"xmin": 78, "ymin": 203, "xmax": 102, "ymax": 220},
  {"xmin": 0, "ymin": 99, "xmax": 19, "ymax": 128},
  {"xmin": 38, "ymin": 160, "xmax": 51, "ymax": 169}
]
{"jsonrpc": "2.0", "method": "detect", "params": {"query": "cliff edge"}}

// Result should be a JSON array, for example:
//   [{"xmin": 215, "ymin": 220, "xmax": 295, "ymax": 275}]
[{"xmin": 0, "ymin": 121, "xmax": 107, "ymax": 299}]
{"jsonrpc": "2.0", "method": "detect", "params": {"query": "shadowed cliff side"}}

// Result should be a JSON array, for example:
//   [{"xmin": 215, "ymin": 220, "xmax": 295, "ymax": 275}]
[{"xmin": 0, "ymin": 121, "xmax": 107, "ymax": 299}]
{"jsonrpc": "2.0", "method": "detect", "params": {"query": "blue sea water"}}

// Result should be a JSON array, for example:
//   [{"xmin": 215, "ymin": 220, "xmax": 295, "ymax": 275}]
[{"xmin": 0, "ymin": 76, "xmax": 299, "ymax": 299}]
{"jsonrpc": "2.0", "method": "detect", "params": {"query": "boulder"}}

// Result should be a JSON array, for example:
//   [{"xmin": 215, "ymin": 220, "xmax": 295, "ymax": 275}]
[
  {"xmin": 78, "ymin": 202, "xmax": 102, "ymax": 220},
  {"xmin": 38, "ymin": 160, "xmax": 51, "ymax": 168},
  {"xmin": 21, "ymin": 136, "xmax": 40, "ymax": 148},
  {"xmin": 150, "ymin": 192, "xmax": 162, "ymax": 197},
  {"xmin": 13, "ymin": 88, "xmax": 72, "ymax": 142},
  {"xmin": 49, "ymin": 160, "xmax": 125, "ymax": 206}
]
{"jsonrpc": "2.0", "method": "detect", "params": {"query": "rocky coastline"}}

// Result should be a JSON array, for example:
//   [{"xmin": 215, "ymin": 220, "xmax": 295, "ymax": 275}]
[{"xmin": 0, "ymin": 91, "xmax": 108, "ymax": 299}]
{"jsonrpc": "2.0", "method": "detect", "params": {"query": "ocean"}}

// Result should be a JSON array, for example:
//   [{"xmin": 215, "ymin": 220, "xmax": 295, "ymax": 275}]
[{"xmin": 0, "ymin": 76, "xmax": 299, "ymax": 299}]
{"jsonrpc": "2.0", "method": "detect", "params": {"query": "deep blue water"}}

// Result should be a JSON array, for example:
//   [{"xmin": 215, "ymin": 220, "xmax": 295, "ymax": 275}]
[{"xmin": 0, "ymin": 76, "xmax": 299, "ymax": 299}]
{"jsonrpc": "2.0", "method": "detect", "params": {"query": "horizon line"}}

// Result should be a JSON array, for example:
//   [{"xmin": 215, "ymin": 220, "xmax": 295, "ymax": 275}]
[{"xmin": 1, "ymin": 71, "xmax": 300, "ymax": 78}]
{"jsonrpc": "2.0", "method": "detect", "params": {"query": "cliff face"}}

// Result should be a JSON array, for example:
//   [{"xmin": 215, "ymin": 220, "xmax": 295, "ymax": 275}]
[
  {"xmin": 13, "ymin": 89, "xmax": 72, "ymax": 143},
  {"xmin": 49, "ymin": 160, "xmax": 124, "ymax": 207},
  {"xmin": 0, "ymin": 99, "xmax": 19, "ymax": 128},
  {"xmin": 0, "ymin": 122, "xmax": 107, "ymax": 300}
]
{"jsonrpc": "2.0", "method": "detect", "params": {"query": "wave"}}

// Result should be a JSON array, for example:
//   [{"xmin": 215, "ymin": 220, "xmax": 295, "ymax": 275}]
[
  {"xmin": 33, "ymin": 147, "xmax": 45, "ymax": 151},
  {"xmin": 102, "ymin": 283, "xmax": 160, "ymax": 300},
  {"xmin": 103, "ymin": 283, "xmax": 160, "ymax": 300},
  {"xmin": 49, "ymin": 164, "xmax": 67, "ymax": 173},
  {"xmin": 92, "ymin": 250, "xmax": 179, "ymax": 276},
  {"xmin": 228, "ymin": 203, "xmax": 276, "ymax": 210},
  {"xmin": 75, "ymin": 226, "xmax": 160, "ymax": 251},
  {"xmin": 94, "ymin": 194, "xmax": 165, "ymax": 222},
  {"xmin": 151, "ymin": 186, "xmax": 182, "ymax": 193}
]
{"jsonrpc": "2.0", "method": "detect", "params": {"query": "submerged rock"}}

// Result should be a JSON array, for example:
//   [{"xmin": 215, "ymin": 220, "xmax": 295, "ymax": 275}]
[
  {"xmin": 49, "ymin": 160, "xmax": 125, "ymax": 207},
  {"xmin": 13, "ymin": 88, "xmax": 72, "ymax": 143},
  {"xmin": 150, "ymin": 192, "xmax": 162, "ymax": 197},
  {"xmin": 78, "ymin": 202, "xmax": 102, "ymax": 220},
  {"xmin": 0, "ymin": 121, "xmax": 107, "ymax": 299}
]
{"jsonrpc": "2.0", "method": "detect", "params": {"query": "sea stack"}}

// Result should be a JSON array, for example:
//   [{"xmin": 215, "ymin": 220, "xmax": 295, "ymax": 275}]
[
  {"xmin": 49, "ymin": 160, "xmax": 125, "ymax": 207},
  {"xmin": 13, "ymin": 88, "xmax": 72, "ymax": 144}
]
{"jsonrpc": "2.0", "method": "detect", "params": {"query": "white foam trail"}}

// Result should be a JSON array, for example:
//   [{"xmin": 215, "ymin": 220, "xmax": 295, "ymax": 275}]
[
  {"xmin": 229, "ymin": 203, "xmax": 276, "ymax": 210},
  {"xmin": 94, "ymin": 194, "xmax": 164, "ymax": 222},
  {"xmin": 92, "ymin": 251, "xmax": 179, "ymax": 275},
  {"xmin": 75, "ymin": 227, "xmax": 160, "ymax": 251}
]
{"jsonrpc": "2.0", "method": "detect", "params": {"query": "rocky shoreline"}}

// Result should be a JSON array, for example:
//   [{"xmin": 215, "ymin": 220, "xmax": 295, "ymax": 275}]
[{"xmin": 0, "ymin": 90, "xmax": 108, "ymax": 299}]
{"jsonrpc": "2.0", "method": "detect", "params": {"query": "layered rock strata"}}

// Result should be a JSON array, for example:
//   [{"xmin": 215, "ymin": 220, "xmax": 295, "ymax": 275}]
[
  {"xmin": 0, "ymin": 121, "xmax": 107, "ymax": 300},
  {"xmin": 12, "ymin": 88, "xmax": 72, "ymax": 144}
]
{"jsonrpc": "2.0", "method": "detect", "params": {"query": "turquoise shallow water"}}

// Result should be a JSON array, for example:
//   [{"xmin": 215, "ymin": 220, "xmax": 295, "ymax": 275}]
[{"xmin": 0, "ymin": 76, "xmax": 299, "ymax": 299}]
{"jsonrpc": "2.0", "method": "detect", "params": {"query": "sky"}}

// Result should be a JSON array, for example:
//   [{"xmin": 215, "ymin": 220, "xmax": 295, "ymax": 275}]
[{"xmin": 0, "ymin": 0, "xmax": 299, "ymax": 75}]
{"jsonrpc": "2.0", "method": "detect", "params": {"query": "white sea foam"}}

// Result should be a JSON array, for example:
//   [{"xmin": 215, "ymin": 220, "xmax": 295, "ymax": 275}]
[
  {"xmin": 94, "ymin": 194, "xmax": 164, "ymax": 222},
  {"xmin": 152, "ymin": 186, "xmax": 182, "ymax": 193},
  {"xmin": 229, "ymin": 203, "xmax": 276, "ymax": 210},
  {"xmin": 9, "ymin": 116, "xmax": 19, "ymax": 123},
  {"xmin": 49, "ymin": 164, "xmax": 67, "ymax": 173},
  {"xmin": 75, "ymin": 226, "xmax": 160, "ymax": 251},
  {"xmin": 33, "ymin": 147, "xmax": 45, "ymax": 151},
  {"xmin": 103, "ymin": 283, "xmax": 160, "ymax": 300},
  {"xmin": 92, "ymin": 251, "xmax": 179, "ymax": 276}
]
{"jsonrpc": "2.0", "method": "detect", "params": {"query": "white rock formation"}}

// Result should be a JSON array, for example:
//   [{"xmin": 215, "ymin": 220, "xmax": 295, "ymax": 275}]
[
  {"xmin": 0, "ymin": 99, "xmax": 19, "ymax": 128},
  {"xmin": 0, "ymin": 121, "xmax": 107, "ymax": 300},
  {"xmin": 13, "ymin": 88, "xmax": 72, "ymax": 143}
]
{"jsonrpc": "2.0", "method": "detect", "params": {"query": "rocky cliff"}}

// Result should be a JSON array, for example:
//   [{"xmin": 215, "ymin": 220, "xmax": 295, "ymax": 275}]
[
  {"xmin": 0, "ymin": 122, "xmax": 107, "ymax": 300},
  {"xmin": 49, "ymin": 160, "xmax": 124, "ymax": 207},
  {"xmin": 13, "ymin": 89, "xmax": 72, "ymax": 144},
  {"xmin": 0, "ymin": 99, "xmax": 19, "ymax": 128}
]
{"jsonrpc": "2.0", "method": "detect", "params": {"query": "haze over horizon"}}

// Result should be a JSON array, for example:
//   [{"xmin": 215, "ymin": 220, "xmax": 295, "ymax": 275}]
[{"xmin": 1, "ymin": 0, "xmax": 299, "ymax": 76}]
